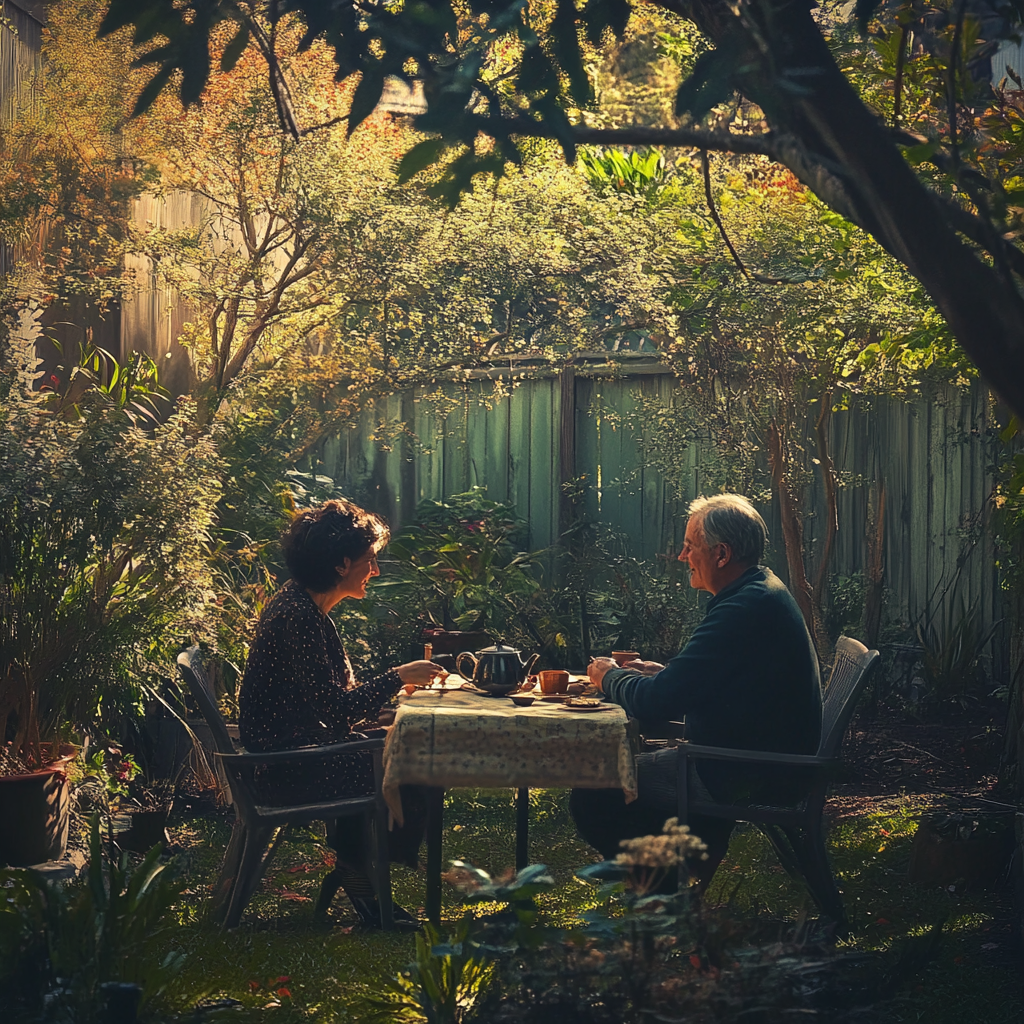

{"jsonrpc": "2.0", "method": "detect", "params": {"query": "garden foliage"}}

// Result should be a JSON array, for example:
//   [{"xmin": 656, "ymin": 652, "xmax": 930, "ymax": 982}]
[
  {"xmin": 0, "ymin": 336, "xmax": 220, "ymax": 755},
  {"xmin": 0, "ymin": 814, "xmax": 185, "ymax": 1022},
  {"xmin": 358, "ymin": 822, "xmax": 875, "ymax": 1024}
]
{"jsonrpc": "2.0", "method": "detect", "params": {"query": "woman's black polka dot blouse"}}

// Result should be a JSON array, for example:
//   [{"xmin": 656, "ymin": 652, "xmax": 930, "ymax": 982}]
[{"xmin": 238, "ymin": 580, "xmax": 401, "ymax": 803}]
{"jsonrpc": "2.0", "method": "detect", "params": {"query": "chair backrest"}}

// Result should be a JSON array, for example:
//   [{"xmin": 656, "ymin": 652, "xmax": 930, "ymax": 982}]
[
  {"xmin": 817, "ymin": 636, "xmax": 880, "ymax": 759},
  {"xmin": 176, "ymin": 646, "xmax": 237, "ymax": 756}
]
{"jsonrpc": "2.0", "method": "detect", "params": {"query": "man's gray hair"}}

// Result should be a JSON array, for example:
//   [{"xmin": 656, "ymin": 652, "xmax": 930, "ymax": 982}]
[{"xmin": 688, "ymin": 494, "xmax": 767, "ymax": 565}]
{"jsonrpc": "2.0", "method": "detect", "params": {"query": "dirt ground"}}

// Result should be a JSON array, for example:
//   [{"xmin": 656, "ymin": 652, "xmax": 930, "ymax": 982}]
[{"xmin": 835, "ymin": 696, "xmax": 1016, "ymax": 818}]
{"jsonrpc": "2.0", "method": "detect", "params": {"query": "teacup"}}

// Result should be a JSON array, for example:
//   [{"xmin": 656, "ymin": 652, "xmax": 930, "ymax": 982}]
[
  {"xmin": 539, "ymin": 669, "xmax": 570, "ymax": 694},
  {"xmin": 611, "ymin": 650, "xmax": 641, "ymax": 666}
]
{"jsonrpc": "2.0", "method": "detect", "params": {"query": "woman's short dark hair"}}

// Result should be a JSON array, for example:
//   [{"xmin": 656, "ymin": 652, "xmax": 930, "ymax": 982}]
[{"xmin": 282, "ymin": 499, "xmax": 389, "ymax": 592}]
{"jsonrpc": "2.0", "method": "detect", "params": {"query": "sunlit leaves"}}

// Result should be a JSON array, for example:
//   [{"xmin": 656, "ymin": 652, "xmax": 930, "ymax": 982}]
[{"xmin": 100, "ymin": 0, "xmax": 229, "ymax": 110}]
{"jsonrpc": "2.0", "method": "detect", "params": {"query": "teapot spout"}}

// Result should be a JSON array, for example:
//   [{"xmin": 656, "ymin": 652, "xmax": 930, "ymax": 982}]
[{"xmin": 520, "ymin": 652, "xmax": 540, "ymax": 678}]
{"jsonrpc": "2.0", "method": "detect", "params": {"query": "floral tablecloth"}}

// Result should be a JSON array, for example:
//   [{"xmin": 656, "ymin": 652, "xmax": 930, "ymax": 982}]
[{"xmin": 382, "ymin": 689, "xmax": 638, "ymax": 824}]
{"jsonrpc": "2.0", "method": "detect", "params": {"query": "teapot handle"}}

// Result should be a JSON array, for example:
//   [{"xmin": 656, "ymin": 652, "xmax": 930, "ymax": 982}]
[
  {"xmin": 455, "ymin": 651, "xmax": 478, "ymax": 681},
  {"xmin": 523, "ymin": 652, "xmax": 540, "ymax": 677}
]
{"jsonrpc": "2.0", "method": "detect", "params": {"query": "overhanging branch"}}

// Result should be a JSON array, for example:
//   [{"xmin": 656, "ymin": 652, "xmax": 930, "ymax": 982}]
[{"xmin": 467, "ymin": 115, "xmax": 776, "ymax": 157}]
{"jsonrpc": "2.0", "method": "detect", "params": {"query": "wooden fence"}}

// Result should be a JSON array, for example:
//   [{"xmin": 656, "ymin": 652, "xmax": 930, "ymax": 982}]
[{"xmin": 316, "ymin": 359, "xmax": 1009, "ymax": 679}]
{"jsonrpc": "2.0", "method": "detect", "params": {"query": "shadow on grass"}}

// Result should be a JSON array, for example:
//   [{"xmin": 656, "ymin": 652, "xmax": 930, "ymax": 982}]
[{"xmin": 158, "ymin": 790, "xmax": 1021, "ymax": 1023}]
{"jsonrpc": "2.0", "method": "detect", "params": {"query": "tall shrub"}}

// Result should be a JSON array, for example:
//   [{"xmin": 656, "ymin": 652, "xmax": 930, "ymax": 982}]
[{"xmin": 0, "ymin": 340, "xmax": 221, "ymax": 758}]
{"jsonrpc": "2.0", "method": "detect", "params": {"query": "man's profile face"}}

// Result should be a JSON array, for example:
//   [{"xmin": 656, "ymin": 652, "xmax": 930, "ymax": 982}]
[{"xmin": 678, "ymin": 516, "xmax": 716, "ymax": 592}]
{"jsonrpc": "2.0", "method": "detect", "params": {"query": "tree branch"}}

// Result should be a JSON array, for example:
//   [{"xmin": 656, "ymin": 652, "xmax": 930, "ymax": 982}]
[{"xmin": 467, "ymin": 114, "xmax": 776, "ymax": 156}]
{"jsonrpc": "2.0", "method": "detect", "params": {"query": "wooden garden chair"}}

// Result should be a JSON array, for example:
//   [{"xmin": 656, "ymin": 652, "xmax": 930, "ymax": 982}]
[
  {"xmin": 672, "ymin": 635, "xmax": 879, "ymax": 931},
  {"xmin": 175, "ymin": 647, "xmax": 393, "ymax": 930}
]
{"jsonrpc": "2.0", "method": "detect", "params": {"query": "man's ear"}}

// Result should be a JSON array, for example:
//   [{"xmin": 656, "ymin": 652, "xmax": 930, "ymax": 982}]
[{"xmin": 716, "ymin": 544, "xmax": 732, "ymax": 568}]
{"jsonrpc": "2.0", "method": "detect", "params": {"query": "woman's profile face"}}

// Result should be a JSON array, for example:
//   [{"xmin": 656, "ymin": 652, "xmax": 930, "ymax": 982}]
[{"xmin": 335, "ymin": 547, "xmax": 381, "ymax": 600}]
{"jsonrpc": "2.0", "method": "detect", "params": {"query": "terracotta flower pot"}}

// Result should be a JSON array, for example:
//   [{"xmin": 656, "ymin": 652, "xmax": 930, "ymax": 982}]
[
  {"xmin": 0, "ymin": 751, "xmax": 73, "ymax": 866},
  {"xmin": 908, "ymin": 812, "xmax": 1015, "ymax": 889}
]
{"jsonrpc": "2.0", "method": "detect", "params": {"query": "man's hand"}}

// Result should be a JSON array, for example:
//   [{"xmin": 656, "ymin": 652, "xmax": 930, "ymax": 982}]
[
  {"xmin": 587, "ymin": 657, "xmax": 618, "ymax": 692},
  {"xmin": 622, "ymin": 659, "xmax": 664, "ymax": 676},
  {"xmin": 397, "ymin": 660, "xmax": 449, "ymax": 687}
]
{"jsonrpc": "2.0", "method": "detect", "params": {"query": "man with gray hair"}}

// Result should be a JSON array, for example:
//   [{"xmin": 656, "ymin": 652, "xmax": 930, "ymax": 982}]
[{"xmin": 570, "ymin": 493, "xmax": 822, "ymax": 890}]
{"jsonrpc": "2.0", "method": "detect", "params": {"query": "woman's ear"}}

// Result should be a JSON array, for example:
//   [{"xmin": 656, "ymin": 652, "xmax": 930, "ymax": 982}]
[{"xmin": 337, "ymin": 557, "xmax": 352, "ymax": 579}]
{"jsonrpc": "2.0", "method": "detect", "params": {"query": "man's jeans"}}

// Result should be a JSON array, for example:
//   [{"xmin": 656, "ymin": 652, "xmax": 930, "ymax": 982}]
[{"xmin": 570, "ymin": 745, "xmax": 735, "ymax": 891}]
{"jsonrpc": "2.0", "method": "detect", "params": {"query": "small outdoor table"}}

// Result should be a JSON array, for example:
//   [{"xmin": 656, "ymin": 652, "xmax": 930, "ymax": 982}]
[{"xmin": 382, "ymin": 687, "xmax": 638, "ymax": 923}]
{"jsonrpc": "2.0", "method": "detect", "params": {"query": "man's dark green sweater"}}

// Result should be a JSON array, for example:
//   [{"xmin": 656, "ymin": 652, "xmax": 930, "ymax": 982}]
[{"xmin": 602, "ymin": 565, "xmax": 822, "ymax": 803}]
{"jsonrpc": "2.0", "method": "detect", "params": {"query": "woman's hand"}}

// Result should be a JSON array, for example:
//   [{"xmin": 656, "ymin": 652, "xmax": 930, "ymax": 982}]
[{"xmin": 397, "ymin": 660, "xmax": 449, "ymax": 687}]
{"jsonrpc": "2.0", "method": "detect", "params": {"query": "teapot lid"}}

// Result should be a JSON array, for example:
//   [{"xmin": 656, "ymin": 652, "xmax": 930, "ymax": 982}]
[{"xmin": 475, "ymin": 643, "xmax": 520, "ymax": 654}]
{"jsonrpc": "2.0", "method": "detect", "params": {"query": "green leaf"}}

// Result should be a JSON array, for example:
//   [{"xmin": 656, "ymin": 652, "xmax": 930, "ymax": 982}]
[
  {"xmin": 221, "ymin": 21, "xmax": 250, "ymax": 72},
  {"xmin": 674, "ymin": 40, "xmax": 740, "ymax": 121},
  {"xmin": 132, "ymin": 64, "xmax": 175, "ymax": 117},
  {"xmin": 397, "ymin": 138, "xmax": 448, "ymax": 183},
  {"xmin": 550, "ymin": 0, "xmax": 592, "ymax": 107},
  {"xmin": 348, "ymin": 66, "xmax": 386, "ymax": 135},
  {"xmin": 854, "ymin": 0, "xmax": 882, "ymax": 33},
  {"xmin": 583, "ymin": 0, "xmax": 631, "ymax": 45}
]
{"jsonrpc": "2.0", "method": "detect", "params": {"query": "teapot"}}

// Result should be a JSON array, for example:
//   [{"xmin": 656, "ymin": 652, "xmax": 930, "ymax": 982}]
[{"xmin": 456, "ymin": 644, "xmax": 540, "ymax": 696}]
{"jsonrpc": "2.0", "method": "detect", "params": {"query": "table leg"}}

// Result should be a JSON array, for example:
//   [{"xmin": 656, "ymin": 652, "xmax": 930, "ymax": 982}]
[
  {"xmin": 426, "ymin": 787, "xmax": 445, "ymax": 926},
  {"xmin": 515, "ymin": 787, "xmax": 529, "ymax": 871}
]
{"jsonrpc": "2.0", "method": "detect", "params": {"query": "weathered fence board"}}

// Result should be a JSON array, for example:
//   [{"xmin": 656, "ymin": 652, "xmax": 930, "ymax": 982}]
[{"xmin": 317, "ymin": 369, "xmax": 1009, "ymax": 678}]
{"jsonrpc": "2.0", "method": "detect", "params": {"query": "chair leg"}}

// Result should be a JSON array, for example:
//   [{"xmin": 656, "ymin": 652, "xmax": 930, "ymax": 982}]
[
  {"xmin": 260, "ymin": 825, "xmax": 288, "ymax": 879},
  {"xmin": 209, "ymin": 819, "xmax": 246, "ymax": 925},
  {"xmin": 224, "ymin": 826, "xmax": 273, "ymax": 930},
  {"xmin": 788, "ymin": 823, "xmax": 847, "ymax": 929},
  {"xmin": 759, "ymin": 824, "xmax": 803, "ymax": 882},
  {"xmin": 372, "ymin": 804, "xmax": 393, "ymax": 931},
  {"xmin": 369, "ymin": 749, "xmax": 393, "ymax": 929},
  {"xmin": 676, "ymin": 747, "xmax": 689, "ymax": 895},
  {"xmin": 315, "ymin": 863, "xmax": 347, "ymax": 917}
]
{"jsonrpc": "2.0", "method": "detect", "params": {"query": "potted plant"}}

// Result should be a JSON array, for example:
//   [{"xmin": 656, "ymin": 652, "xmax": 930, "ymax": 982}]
[
  {"xmin": 908, "ymin": 810, "xmax": 1016, "ymax": 888},
  {"xmin": 377, "ymin": 488, "xmax": 545, "ymax": 665},
  {"xmin": 118, "ymin": 779, "xmax": 176, "ymax": 853}
]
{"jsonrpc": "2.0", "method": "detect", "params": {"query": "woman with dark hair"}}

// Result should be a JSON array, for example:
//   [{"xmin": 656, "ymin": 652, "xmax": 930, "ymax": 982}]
[{"xmin": 239, "ymin": 498, "xmax": 443, "ymax": 927}]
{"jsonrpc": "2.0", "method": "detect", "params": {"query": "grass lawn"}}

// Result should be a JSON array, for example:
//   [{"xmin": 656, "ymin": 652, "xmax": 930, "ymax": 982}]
[{"xmin": 154, "ymin": 787, "xmax": 1022, "ymax": 1023}]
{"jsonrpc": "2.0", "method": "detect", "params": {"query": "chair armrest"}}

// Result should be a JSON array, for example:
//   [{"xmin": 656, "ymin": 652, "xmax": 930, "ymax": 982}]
[
  {"xmin": 677, "ymin": 741, "xmax": 835, "ymax": 769},
  {"xmin": 215, "ymin": 737, "xmax": 385, "ymax": 765}
]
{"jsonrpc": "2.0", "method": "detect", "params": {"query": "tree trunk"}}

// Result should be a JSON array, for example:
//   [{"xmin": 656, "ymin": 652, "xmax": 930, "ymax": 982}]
[
  {"xmin": 666, "ymin": 0, "xmax": 1024, "ymax": 421},
  {"xmin": 811, "ymin": 385, "xmax": 838, "ymax": 620},
  {"xmin": 766, "ymin": 417, "xmax": 830, "ymax": 663}
]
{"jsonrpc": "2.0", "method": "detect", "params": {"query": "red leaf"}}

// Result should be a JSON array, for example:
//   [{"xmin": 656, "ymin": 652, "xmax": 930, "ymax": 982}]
[
  {"xmin": 276, "ymin": 976, "xmax": 291, "ymax": 983},
  {"xmin": 276, "ymin": 988, "xmax": 292, "ymax": 998},
  {"xmin": 689, "ymin": 954, "xmax": 702, "ymax": 970}
]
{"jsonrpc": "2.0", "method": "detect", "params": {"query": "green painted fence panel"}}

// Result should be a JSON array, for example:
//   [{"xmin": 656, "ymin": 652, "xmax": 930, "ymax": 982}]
[{"xmin": 315, "ymin": 370, "xmax": 1008, "ymax": 678}]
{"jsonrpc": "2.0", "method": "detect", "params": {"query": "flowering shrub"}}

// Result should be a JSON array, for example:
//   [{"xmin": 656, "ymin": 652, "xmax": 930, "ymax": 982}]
[{"xmin": 615, "ymin": 816, "xmax": 708, "ymax": 894}]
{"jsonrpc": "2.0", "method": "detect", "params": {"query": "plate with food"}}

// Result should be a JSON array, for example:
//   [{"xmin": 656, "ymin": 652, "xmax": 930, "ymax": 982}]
[{"xmin": 562, "ymin": 698, "xmax": 612, "ymax": 713}]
